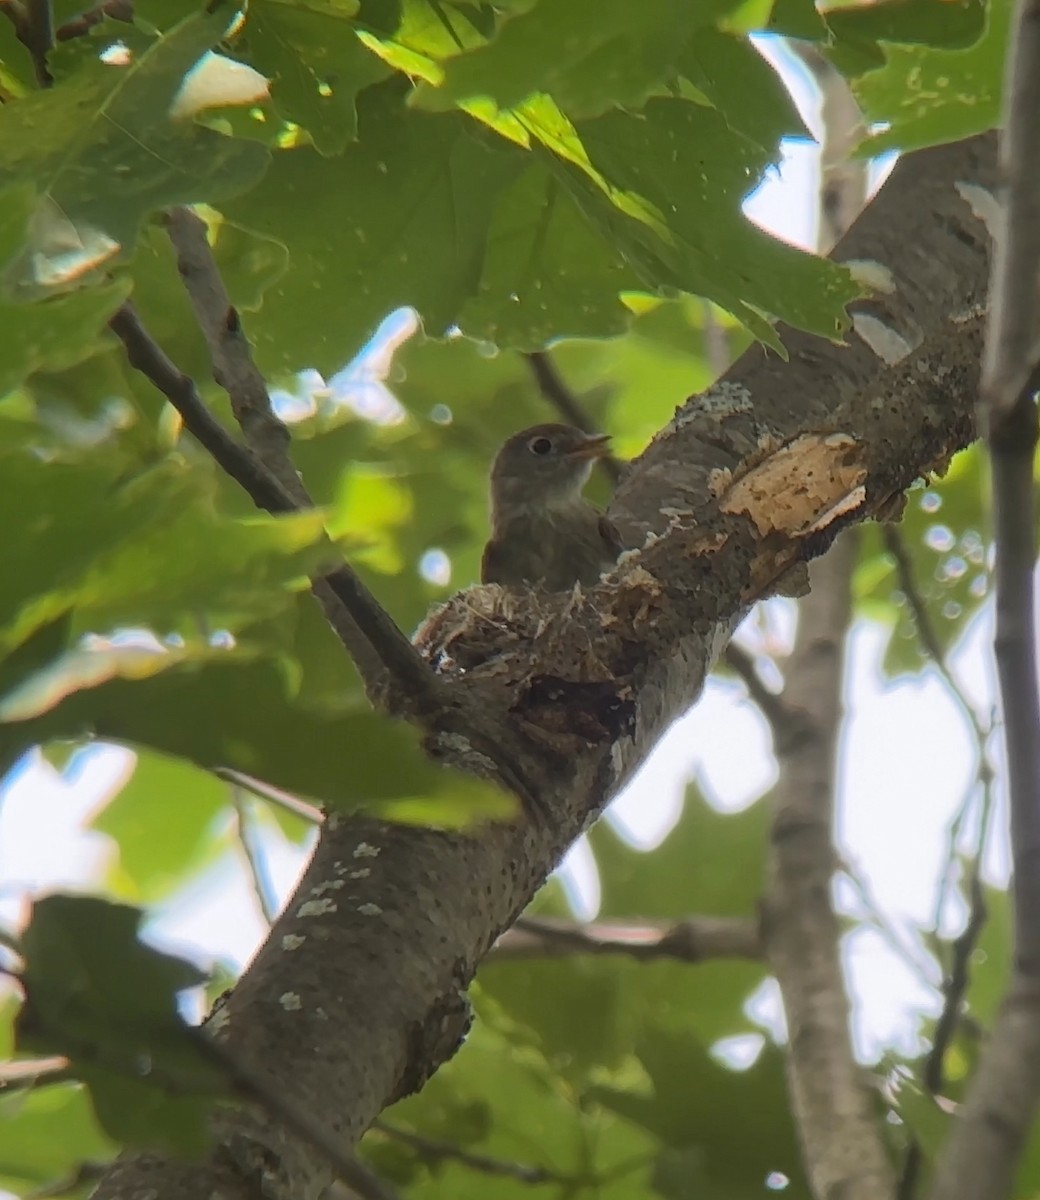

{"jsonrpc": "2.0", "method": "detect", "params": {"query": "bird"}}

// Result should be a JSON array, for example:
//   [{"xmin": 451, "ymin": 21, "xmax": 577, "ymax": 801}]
[{"xmin": 481, "ymin": 422, "xmax": 625, "ymax": 591}]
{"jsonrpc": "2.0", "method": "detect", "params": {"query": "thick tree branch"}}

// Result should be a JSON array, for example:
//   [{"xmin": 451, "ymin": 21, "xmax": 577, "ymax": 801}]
[
  {"xmin": 494, "ymin": 914, "xmax": 761, "ymax": 962},
  {"xmin": 929, "ymin": 5, "xmax": 1040, "ymax": 1195},
  {"xmin": 93, "ymin": 132, "xmax": 995, "ymax": 1200}
]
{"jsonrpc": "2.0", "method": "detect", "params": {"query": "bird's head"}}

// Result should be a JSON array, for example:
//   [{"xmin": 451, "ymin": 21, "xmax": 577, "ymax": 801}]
[{"xmin": 489, "ymin": 423, "xmax": 611, "ymax": 515}]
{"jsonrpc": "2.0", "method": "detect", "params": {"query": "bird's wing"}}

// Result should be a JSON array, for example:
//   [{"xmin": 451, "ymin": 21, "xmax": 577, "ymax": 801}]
[
  {"xmin": 480, "ymin": 537, "xmax": 507, "ymax": 584},
  {"xmin": 598, "ymin": 514, "xmax": 626, "ymax": 561}
]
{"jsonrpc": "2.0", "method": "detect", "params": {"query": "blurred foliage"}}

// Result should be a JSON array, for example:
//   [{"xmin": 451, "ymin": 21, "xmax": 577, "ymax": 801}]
[{"xmin": 0, "ymin": 0, "xmax": 1018, "ymax": 1194}]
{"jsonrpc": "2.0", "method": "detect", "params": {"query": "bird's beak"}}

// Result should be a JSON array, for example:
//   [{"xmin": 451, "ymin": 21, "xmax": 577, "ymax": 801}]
[{"xmin": 565, "ymin": 433, "xmax": 612, "ymax": 461}]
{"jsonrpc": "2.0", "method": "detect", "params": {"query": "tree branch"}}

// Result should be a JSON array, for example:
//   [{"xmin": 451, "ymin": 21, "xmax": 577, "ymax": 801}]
[
  {"xmin": 979, "ymin": 0, "xmax": 1040, "ymax": 421},
  {"xmin": 930, "ymin": 4, "xmax": 1040, "ymax": 1195},
  {"xmin": 230, "ymin": 788, "xmax": 279, "ymax": 926},
  {"xmin": 372, "ymin": 1122, "xmax": 560, "ymax": 1185},
  {"xmin": 91, "ymin": 130, "xmax": 996, "ymax": 1200},
  {"xmin": 107, "ymin": 300, "xmax": 447, "ymax": 723},
  {"xmin": 12, "ymin": 0, "xmax": 54, "ymax": 86},
  {"xmin": 882, "ymin": 525, "xmax": 990, "ymax": 746},
  {"xmin": 494, "ymin": 914, "xmax": 761, "ymax": 962},
  {"xmin": 721, "ymin": 642, "xmax": 792, "ymax": 733}
]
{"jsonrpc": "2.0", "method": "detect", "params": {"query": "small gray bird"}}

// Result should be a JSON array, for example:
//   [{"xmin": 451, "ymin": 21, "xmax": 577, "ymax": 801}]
[{"xmin": 481, "ymin": 423, "xmax": 625, "ymax": 591}]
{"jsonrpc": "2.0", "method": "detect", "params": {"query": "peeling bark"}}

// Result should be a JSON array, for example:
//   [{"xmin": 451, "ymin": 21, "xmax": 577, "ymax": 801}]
[{"xmin": 93, "ymin": 132, "xmax": 995, "ymax": 1200}]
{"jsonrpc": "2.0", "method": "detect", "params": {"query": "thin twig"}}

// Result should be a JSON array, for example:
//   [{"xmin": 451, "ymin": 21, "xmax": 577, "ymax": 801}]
[
  {"xmin": 55, "ymin": 1, "xmax": 133, "ymax": 43},
  {"xmin": 883, "ymin": 525, "xmax": 991, "ymax": 748},
  {"xmin": 373, "ymin": 1121, "xmax": 559, "ymax": 1185},
  {"xmin": 166, "ymin": 208, "xmax": 309, "ymax": 505},
  {"xmin": 764, "ymin": 531, "xmax": 895, "ymax": 1200},
  {"xmin": 839, "ymin": 860, "xmax": 939, "ymax": 993},
  {"xmin": 15, "ymin": 0, "xmax": 54, "ymax": 86},
  {"xmin": 722, "ymin": 643, "xmax": 791, "ymax": 733},
  {"xmin": 525, "ymin": 350, "xmax": 623, "ymax": 484},
  {"xmin": 230, "ymin": 788, "xmax": 279, "ymax": 926},
  {"xmin": 215, "ymin": 767, "xmax": 323, "ymax": 825},
  {"xmin": 494, "ymin": 913, "xmax": 761, "ymax": 962},
  {"xmin": 107, "ymin": 301, "xmax": 445, "ymax": 721}
]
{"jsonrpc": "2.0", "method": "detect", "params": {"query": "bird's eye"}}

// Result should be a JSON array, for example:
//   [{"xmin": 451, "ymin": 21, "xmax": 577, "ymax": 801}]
[{"xmin": 528, "ymin": 436, "xmax": 553, "ymax": 456}]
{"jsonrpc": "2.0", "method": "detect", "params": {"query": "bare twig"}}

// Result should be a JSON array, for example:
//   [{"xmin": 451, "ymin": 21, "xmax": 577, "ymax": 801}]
[
  {"xmin": 494, "ymin": 913, "xmax": 761, "ymax": 962},
  {"xmin": 929, "ymin": 5, "xmax": 1040, "ymax": 1198},
  {"xmin": 789, "ymin": 44, "xmax": 869, "ymax": 252},
  {"xmin": 840, "ymin": 861, "xmax": 938, "ymax": 994},
  {"xmin": 166, "ymin": 208, "xmax": 308, "ymax": 505},
  {"xmin": 882, "ymin": 525, "xmax": 991, "ymax": 747},
  {"xmin": 107, "ymin": 301, "xmax": 444, "ymax": 721},
  {"xmin": 525, "ymin": 350, "xmax": 623, "ymax": 484},
  {"xmin": 55, "ymin": 0, "xmax": 133, "ymax": 43},
  {"xmin": 722, "ymin": 642, "xmax": 791, "ymax": 733},
  {"xmin": 230, "ymin": 788, "xmax": 279, "ymax": 926},
  {"xmin": 12, "ymin": 0, "xmax": 54, "ymax": 86},
  {"xmin": 373, "ymin": 1121, "xmax": 559, "ymax": 1185},
  {"xmin": 215, "ymin": 767, "xmax": 324, "ymax": 825}
]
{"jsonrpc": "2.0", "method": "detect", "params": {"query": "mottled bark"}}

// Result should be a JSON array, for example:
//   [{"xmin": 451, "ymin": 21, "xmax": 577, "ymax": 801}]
[{"xmin": 94, "ymin": 132, "xmax": 995, "ymax": 1200}]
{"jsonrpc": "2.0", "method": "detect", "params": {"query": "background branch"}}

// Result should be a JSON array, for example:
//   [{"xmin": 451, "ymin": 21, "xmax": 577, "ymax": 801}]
[
  {"xmin": 494, "ymin": 913, "xmax": 761, "ymax": 962},
  {"xmin": 930, "ymin": 3, "xmax": 1040, "ymax": 1194},
  {"xmin": 759, "ymin": 57, "xmax": 891, "ymax": 1200}
]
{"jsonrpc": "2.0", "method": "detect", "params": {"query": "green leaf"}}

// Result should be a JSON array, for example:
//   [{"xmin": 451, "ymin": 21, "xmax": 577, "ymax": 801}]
[
  {"xmin": 244, "ymin": 0, "xmax": 390, "ymax": 154},
  {"xmin": 414, "ymin": 0, "xmax": 743, "ymax": 119},
  {"xmin": 2, "ymin": 650, "xmax": 511, "ymax": 820},
  {"xmin": 679, "ymin": 31, "xmax": 809, "ymax": 150},
  {"xmin": 0, "ymin": 187, "xmax": 131, "ymax": 395},
  {"xmin": 220, "ymin": 79, "xmax": 523, "ymax": 374},
  {"xmin": 91, "ymin": 749, "xmax": 230, "ymax": 902},
  {"xmin": 594, "ymin": 1035, "xmax": 806, "ymax": 1192},
  {"xmin": 0, "ymin": 10, "xmax": 269, "ymax": 289},
  {"xmin": 0, "ymin": 439, "xmax": 329, "ymax": 658},
  {"xmin": 854, "ymin": 0, "xmax": 1004, "ymax": 153},
  {"xmin": 892, "ymin": 1076, "xmax": 950, "ymax": 1165},
  {"xmin": 573, "ymin": 98, "xmax": 859, "ymax": 347},
  {"xmin": 965, "ymin": 885, "xmax": 1010, "ymax": 1029},
  {"xmin": 17, "ymin": 895, "xmax": 226, "ymax": 1156},
  {"xmin": 594, "ymin": 790, "xmax": 767, "ymax": 919},
  {"xmin": 0, "ymin": 1083, "xmax": 116, "ymax": 1197},
  {"xmin": 457, "ymin": 162, "xmax": 640, "ymax": 349},
  {"xmin": 384, "ymin": 1018, "xmax": 657, "ymax": 1195},
  {"xmin": 588, "ymin": 792, "xmax": 769, "ymax": 1044},
  {"xmin": 476, "ymin": 956, "xmax": 635, "ymax": 1079}
]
